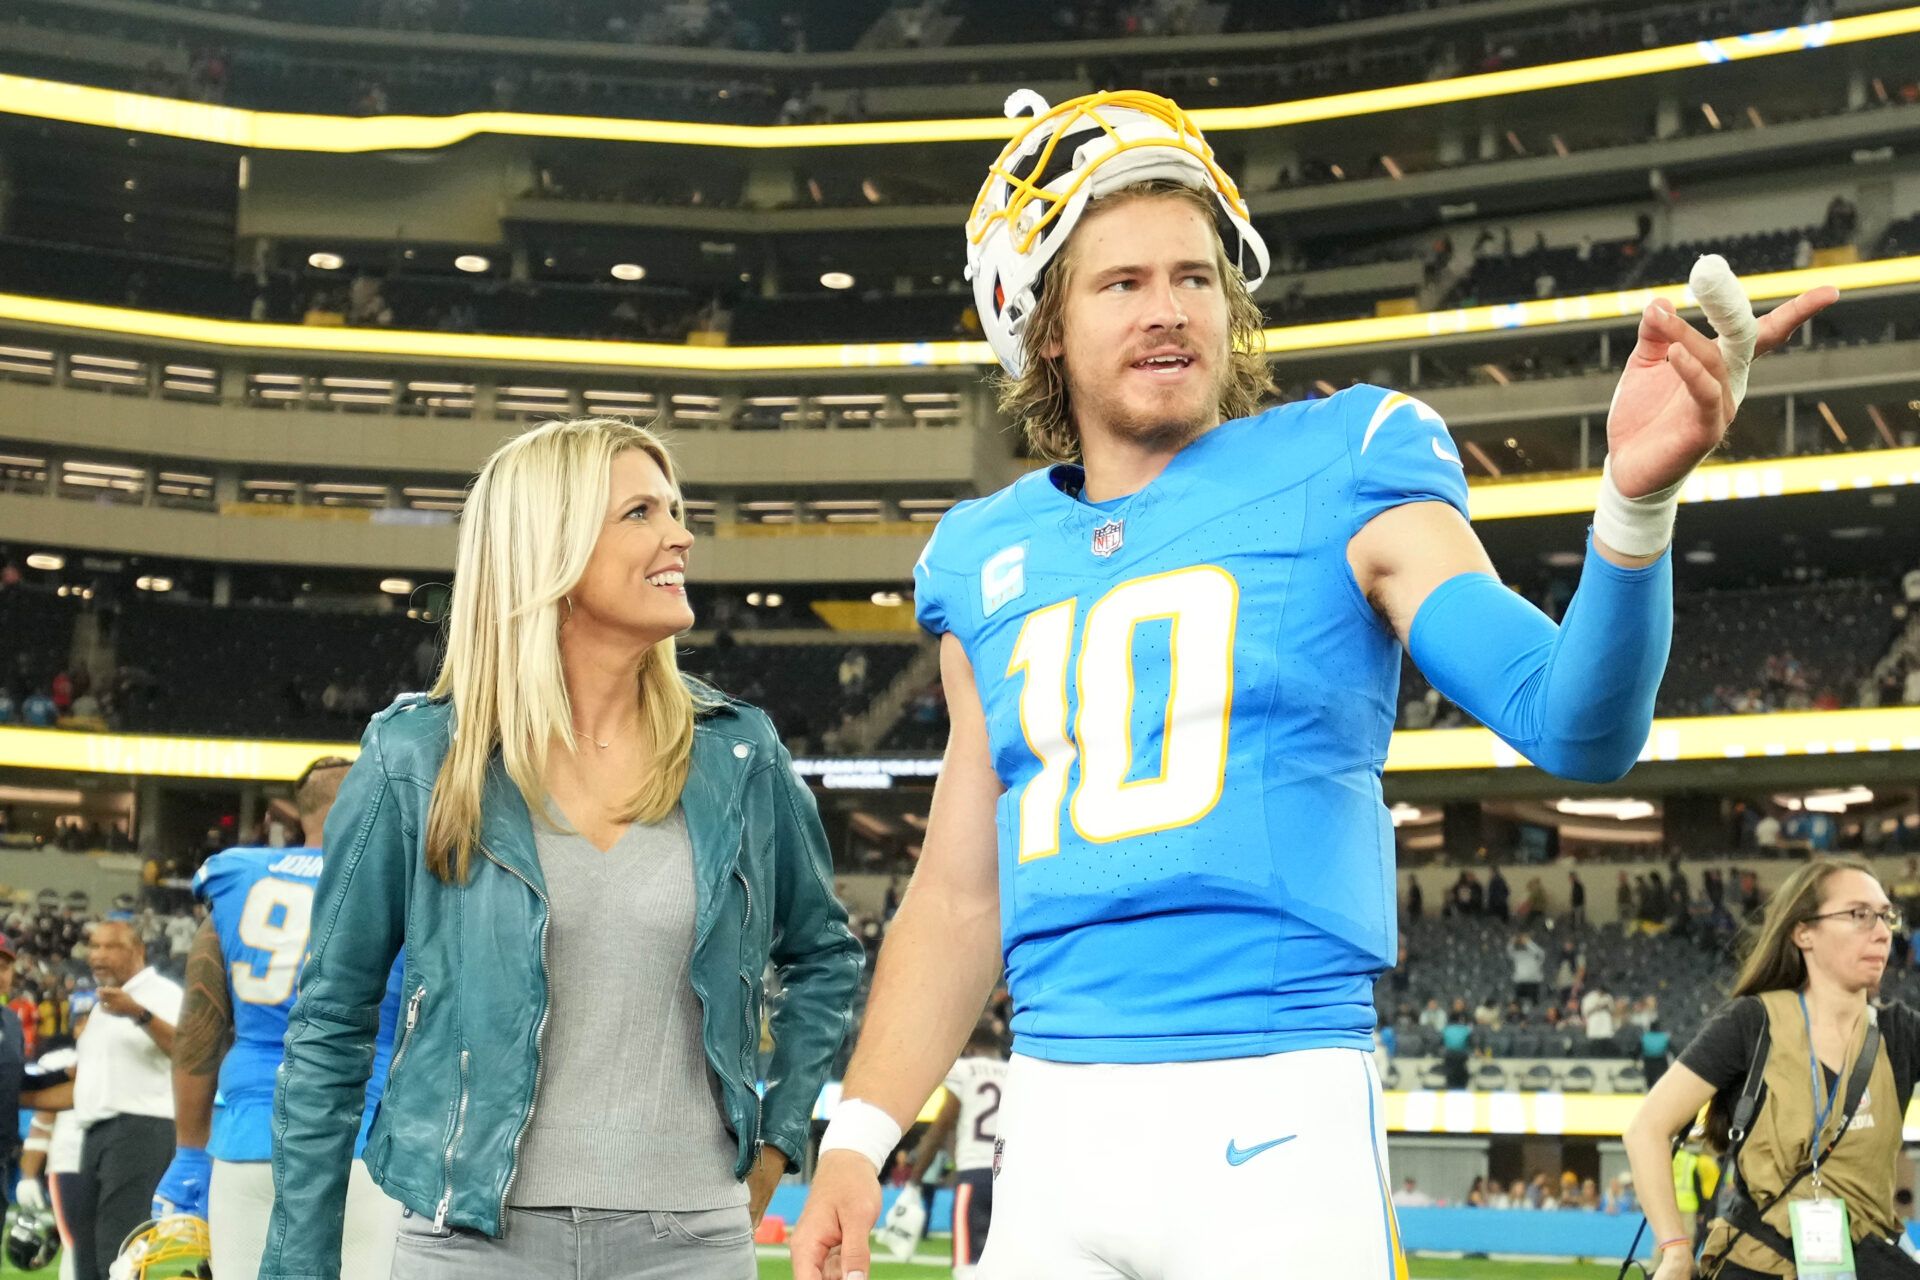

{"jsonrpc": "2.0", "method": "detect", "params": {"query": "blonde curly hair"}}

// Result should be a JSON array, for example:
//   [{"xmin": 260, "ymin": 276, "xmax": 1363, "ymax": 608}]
[{"xmin": 993, "ymin": 179, "xmax": 1275, "ymax": 464}]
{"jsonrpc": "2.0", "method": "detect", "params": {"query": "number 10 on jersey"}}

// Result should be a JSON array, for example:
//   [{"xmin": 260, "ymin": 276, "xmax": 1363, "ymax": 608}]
[{"xmin": 1007, "ymin": 565, "xmax": 1238, "ymax": 862}]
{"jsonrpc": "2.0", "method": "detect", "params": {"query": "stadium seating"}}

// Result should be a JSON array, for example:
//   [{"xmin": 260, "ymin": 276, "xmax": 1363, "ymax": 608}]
[
  {"xmin": 1397, "ymin": 574, "xmax": 1906, "ymax": 730},
  {"xmin": 5, "ymin": 157, "xmax": 1913, "ymax": 345},
  {"xmin": 1380, "ymin": 911, "xmax": 1920, "ymax": 1085},
  {"xmin": 0, "ymin": 585, "xmax": 81, "ymax": 701},
  {"xmin": 13, "ymin": 529, "xmax": 1860, "ymax": 781},
  {"xmin": 11, "ymin": 0, "xmax": 1822, "ymax": 126},
  {"xmin": 91, "ymin": 593, "xmax": 917, "ymax": 747},
  {"xmin": 1662, "ymin": 579, "xmax": 1902, "ymax": 717},
  {"xmin": 678, "ymin": 639, "xmax": 918, "ymax": 754},
  {"xmin": 1447, "ymin": 239, "xmax": 1639, "ymax": 310},
  {"xmin": 1880, "ymin": 213, "xmax": 1920, "ymax": 259}
]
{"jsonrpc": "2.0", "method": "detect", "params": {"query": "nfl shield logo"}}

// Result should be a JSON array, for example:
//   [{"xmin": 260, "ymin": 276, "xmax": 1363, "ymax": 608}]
[{"xmin": 1091, "ymin": 520, "xmax": 1124, "ymax": 558}]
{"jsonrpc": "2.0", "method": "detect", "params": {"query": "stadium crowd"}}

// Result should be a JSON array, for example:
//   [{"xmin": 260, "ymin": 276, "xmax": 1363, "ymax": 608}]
[
  {"xmin": 8, "ymin": 563, "xmax": 1920, "ymax": 752},
  {"xmin": 7, "ymin": 166, "xmax": 1918, "ymax": 353}
]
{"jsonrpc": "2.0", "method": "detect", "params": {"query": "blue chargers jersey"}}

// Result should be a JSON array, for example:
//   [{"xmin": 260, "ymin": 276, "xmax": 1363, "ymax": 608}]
[
  {"xmin": 913, "ymin": 385, "xmax": 1469, "ymax": 1064},
  {"xmin": 194, "ymin": 846, "xmax": 405, "ymax": 1162}
]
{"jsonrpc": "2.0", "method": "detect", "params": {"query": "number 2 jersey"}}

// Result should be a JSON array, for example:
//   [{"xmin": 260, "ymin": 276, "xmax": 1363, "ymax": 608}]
[
  {"xmin": 913, "ymin": 385, "xmax": 1469, "ymax": 1065},
  {"xmin": 194, "ymin": 846, "xmax": 406, "ymax": 1162},
  {"xmin": 943, "ymin": 1055, "xmax": 1010, "ymax": 1173}
]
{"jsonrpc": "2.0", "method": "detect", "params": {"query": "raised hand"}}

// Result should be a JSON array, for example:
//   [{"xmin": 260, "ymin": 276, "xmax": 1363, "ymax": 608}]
[{"xmin": 1605, "ymin": 257, "xmax": 1838, "ymax": 499}]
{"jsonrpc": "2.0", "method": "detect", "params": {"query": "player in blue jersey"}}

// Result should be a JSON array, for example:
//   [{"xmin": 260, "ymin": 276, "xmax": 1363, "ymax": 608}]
[
  {"xmin": 793, "ymin": 89, "xmax": 1838, "ymax": 1280},
  {"xmin": 150, "ymin": 756, "xmax": 406, "ymax": 1280}
]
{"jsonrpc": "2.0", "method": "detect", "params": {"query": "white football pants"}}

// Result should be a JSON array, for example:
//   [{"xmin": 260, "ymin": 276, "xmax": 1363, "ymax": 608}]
[
  {"xmin": 977, "ymin": 1047, "xmax": 1408, "ymax": 1280},
  {"xmin": 209, "ymin": 1157, "xmax": 403, "ymax": 1280}
]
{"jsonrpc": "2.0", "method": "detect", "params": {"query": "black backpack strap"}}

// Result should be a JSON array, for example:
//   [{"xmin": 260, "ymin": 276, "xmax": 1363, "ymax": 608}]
[{"xmin": 1726, "ymin": 1015, "xmax": 1772, "ymax": 1156}]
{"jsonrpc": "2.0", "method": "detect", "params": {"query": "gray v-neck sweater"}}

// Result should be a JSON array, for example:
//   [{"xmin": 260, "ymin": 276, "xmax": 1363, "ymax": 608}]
[{"xmin": 506, "ymin": 807, "xmax": 747, "ymax": 1211}]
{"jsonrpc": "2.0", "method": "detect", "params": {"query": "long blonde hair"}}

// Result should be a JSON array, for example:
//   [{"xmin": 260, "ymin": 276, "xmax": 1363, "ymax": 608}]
[
  {"xmin": 995, "ymin": 179, "xmax": 1276, "ymax": 464},
  {"xmin": 424, "ymin": 417, "xmax": 707, "ymax": 883}
]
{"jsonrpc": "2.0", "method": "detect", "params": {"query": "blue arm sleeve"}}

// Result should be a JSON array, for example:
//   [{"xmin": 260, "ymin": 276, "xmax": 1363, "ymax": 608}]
[{"xmin": 1406, "ymin": 534, "xmax": 1672, "ymax": 783}]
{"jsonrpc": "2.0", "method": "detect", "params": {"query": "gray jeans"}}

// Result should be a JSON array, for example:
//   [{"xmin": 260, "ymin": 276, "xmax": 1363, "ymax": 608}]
[{"xmin": 390, "ymin": 1204, "xmax": 756, "ymax": 1279}]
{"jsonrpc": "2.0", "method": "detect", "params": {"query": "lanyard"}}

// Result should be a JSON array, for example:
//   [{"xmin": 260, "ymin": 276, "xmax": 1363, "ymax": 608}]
[{"xmin": 1797, "ymin": 992, "xmax": 1844, "ymax": 1185}]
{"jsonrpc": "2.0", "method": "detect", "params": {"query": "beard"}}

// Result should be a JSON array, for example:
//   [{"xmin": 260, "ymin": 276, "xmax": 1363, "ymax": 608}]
[{"xmin": 1067, "ymin": 359, "xmax": 1229, "ymax": 454}]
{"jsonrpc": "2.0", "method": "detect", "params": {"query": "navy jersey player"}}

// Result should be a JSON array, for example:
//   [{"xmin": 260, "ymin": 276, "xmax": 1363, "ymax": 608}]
[
  {"xmin": 152, "ymin": 756, "xmax": 405, "ymax": 1279},
  {"xmin": 925, "ymin": 1024, "xmax": 1008, "ymax": 1279},
  {"xmin": 793, "ymin": 88, "xmax": 1837, "ymax": 1280},
  {"xmin": 880, "ymin": 1020, "xmax": 1009, "ymax": 1274}
]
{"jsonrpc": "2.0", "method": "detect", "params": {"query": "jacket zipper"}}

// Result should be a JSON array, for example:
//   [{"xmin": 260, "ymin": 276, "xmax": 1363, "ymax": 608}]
[
  {"xmin": 483, "ymin": 847, "xmax": 553, "ymax": 1226},
  {"xmin": 736, "ymin": 865, "xmax": 762, "ymax": 1149},
  {"xmin": 433, "ymin": 1048, "xmax": 470, "ymax": 1230},
  {"xmin": 740, "ymin": 972, "xmax": 763, "ymax": 1147},
  {"xmin": 389, "ymin": 984, "xmax": 425, "ymax": 1077}
]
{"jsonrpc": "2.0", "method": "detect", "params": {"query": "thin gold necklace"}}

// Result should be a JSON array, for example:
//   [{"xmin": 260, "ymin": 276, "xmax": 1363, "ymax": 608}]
[{"xmin": 572, "ymin": 721, "xmax": 633, "ymax": 750}]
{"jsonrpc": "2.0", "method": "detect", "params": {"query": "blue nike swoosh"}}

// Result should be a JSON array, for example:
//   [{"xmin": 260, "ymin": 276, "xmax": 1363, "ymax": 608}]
[{"xmin": 1225, "ymin": 1135, "xmax": 1297, "ymax": 1166}]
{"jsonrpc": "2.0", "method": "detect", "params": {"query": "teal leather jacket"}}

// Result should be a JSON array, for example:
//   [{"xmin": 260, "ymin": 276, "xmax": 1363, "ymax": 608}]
[{"xmin": 260, "ymin": 688, "xmax": 861, "ymax": 1279}]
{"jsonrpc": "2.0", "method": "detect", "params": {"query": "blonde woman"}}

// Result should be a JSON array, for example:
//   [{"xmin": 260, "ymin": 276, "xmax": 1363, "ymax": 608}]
[{"xmin": 259, "ymin": 419, "xmax": 862, "ymax": 1279}]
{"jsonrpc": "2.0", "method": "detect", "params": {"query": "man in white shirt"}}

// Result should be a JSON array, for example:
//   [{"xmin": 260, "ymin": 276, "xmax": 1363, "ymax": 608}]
[
  {"xmin": 1582, "ymin": 987, "xmax": 1617, "ymax": 1042},
  {"xmin": 67, "ymin": 920, "xmax": 183, "ymax": 1280}
]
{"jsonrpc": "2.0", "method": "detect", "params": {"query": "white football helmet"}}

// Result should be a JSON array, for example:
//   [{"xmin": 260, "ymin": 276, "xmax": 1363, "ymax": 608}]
[{"xmin": 965, "ymin": 88, "xmax": 1269, "ymax": 376}]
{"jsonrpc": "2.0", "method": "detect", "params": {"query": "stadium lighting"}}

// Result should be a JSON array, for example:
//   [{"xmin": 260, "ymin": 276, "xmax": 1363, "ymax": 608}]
[
  {"xmin": 820, "ymin": 272, "xmax": 855, "ymax": 290},
  {"xmin": 1, "ymin": 10, "xmax": 1913, "ymax": 153},
  {"xmin": 453, "ymin": 255, "xmax": 490, "ymax": 274},
  {"xmin": 1776, "ymin": 787, "xmax": 1875, "ymax": 813},
  {"xmin": 307, "ymin": 252, "xmax": 344, "ymax": 271},
  {"xmin": 5, "ymin": 708, "xmax": 1920, "ymax": 783},
  {"xmin": 1554, "ymin": 798, "xmax": 1656, "ymax": 820},
  {"xmin": 379, "ymin": 577, "xmax": 414, "ymax": 595},
  {"xmin": 765, "ymin": 593, "xmax": 784, "ymax": 607},
  {"xmin": 610, "ymin": 263, "xmax": 646, "ymax": 281},
  {"xmin": 870, "ymin": 591, "xmax": 904, "ymax": 606},
  {"xmin": 25, "ymin": 553, "xmax": 64, "ymax": 571},
  {"xmin": 7, "ymin": 250, "xmax": 1917, "ymax": 374},
  {"xmin": 135, "ymin": 576, "xmax": 174, "ymax": 592}
]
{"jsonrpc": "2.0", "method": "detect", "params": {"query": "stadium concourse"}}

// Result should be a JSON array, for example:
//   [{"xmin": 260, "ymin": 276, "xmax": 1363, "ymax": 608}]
[{"xmin": 5, "ymin": 0, "xmax": 1920, "ymax": 1274}]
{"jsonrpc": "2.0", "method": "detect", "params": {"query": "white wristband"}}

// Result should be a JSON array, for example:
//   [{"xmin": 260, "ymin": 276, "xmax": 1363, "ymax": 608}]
[
  {"xmin": 1593, "ymin": 458, "xmax": 1684, "ymax": 559},
  {"xmin": 819, "ymin": 1098, "xmax": 904, "ymax": 1174}
]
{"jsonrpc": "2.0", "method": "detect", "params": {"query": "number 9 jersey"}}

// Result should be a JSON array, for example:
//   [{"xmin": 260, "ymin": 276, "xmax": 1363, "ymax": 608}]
[
  {"xmin": 193, "ymin": 847, "xmax": 406, "ymax": 1161},
  {"xmin": 913, "ymin": 385, "xmax": 1469, "ymax": 1065}
]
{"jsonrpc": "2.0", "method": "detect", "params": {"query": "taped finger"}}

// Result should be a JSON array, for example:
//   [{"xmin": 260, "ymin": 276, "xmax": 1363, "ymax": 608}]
[{"xmin": 1688, "ymin": 254, "xmax": 1757, "ymax": 408}]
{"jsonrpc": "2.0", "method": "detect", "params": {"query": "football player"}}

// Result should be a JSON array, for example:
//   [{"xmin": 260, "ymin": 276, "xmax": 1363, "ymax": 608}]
[
  {"xmin": 152, "ymin": 757, "xmax": 405, "ymax": 1279},
  {"xmin": 794, "ymin": 88, "xmax": 1835, "ymax": 1279}
]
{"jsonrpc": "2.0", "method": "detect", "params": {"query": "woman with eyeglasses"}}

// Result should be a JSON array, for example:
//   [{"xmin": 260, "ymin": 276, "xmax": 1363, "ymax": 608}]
[{"xmin": 1624, "ymin": 857, "xmax": 1920, "ymax": 1280}]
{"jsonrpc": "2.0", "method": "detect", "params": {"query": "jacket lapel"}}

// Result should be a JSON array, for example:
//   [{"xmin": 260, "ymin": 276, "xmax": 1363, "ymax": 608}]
[
  {"xmin": 478, "ymin": 756, "xmax": 544, "ymax": 891},
  {"xmin": 683, "ymin": 725, "xmax": 751, "ymax": 935}
]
